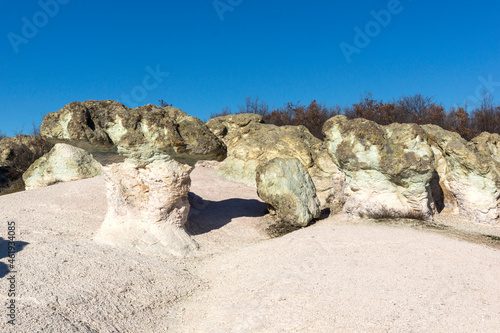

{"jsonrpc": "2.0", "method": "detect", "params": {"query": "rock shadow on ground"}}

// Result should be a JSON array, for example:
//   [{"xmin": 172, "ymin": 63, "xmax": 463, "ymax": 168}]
[{"xmin": 186, "ymin": 192, "xmax": 268, "ymax": 235}]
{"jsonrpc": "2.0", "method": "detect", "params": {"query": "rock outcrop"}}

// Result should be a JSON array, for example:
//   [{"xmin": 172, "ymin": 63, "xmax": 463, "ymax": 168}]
[
  {"xmin": 256, "ymin": 158, "xmax": 321, "ymax": 227},
  {"xmin": 207, "ymin": 114, "xmax": 345, "ymax": 209},
  {"xmin": 206, "ymin": 113, "xmax": 264, "ymax": 144},
  {"xmin": 23, "ymin": 143, "xmax": 102, "ymax": 190},
  {"xmin": 471, "ymin": 132, "xmax": 500, "ymax": 164},
  {"xmin": 323, "ymin": 116, "xmax": 436, "ymax": 220},
  {"xmin": 41, "ymin": 100, "xmax": 226, "ymax": 165},
  {"xmin": 0, "ymin": 135, "xmax": 53, "ymax": 192},
  {"xmin": 322, "ymin": 116, "xmax": 499, "ymax": 225},
  {"xmin": 41, "ymin": 100, "xmax": 226, "ymax": 256},
  {"xmin": 422, "ymin": 125, "xmax": 500, "ymax": 224}
]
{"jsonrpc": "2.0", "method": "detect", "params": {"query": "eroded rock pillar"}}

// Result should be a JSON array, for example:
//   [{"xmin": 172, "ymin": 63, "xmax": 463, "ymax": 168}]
[{"xmin": 93, "ymin": 158, "xmax": 199, "ymax": 257}]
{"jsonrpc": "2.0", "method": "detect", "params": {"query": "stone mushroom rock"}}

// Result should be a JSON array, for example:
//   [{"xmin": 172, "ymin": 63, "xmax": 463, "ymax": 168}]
[
  {"xmin": 323, "ymin": 115, "xmax": 436, "ymax": 220},
  {"xmin": 207, "ymin": 114, "xmax": 345, "ymax": 209},
  {"xmin": 422, "ymin": 125, "xmax": 499, "ymax": 225},
  {"xmin": 41, "ymin": 100, "xmax": 227, "ymax": 256},
  {"xmin": 22, "ymin": 143, "xmax": 102, "ymax": 190},
  {"xmin": 41, "ymin": 100, "xmax": 226, "ymax": 165},
  {"xmin": 97, "ymin": 159, "xmax": 196, "ymax": 257},
  {"xmin": 0, "ymin": 134, "xmax": 53, "ymax": 191},
  {"xmin": 256, "ymin": 157, "xmax": 321, "ymax": 227}
]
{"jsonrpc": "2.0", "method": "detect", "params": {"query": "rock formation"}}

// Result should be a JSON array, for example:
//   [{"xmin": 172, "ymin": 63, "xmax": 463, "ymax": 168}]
[
  {"xmin": 206, "ymin": 113, "xmax": 264, "ymax": 144},
  {"xmin": 41, "ymin": 100, "xmax": 226, "ymax": 165},
  {"xmin": 422, "ymin": 125, "xmax": 500, "ymax": 224},
  {"xmin": 0, "ymin": 134, "xmax": 53, "ymax": 192},
  {"xmin": 207, "ymin": 114, "xmax": 345, "ymax": 209},
  {"xmin": 23, "ymin": 143, "xmax": 102, "ymax": 190},
  {"xmin": 97, "ymin": 159, "xmax": 197, "ymax": 256},
  {"xmin": 256, "ymin": 157, "xmax": 321, "ymax": 227},
  {"xmin": 41, "ymin": 100, "xmax": 226, "ymax": 256},
  {"xmin": 471, "ymin": 132, "xmax": 500, "ymax": 164},
  {"xmin": 323, "ymin": 115, "xmax": 499, "ymax": 225},
  {"xmin": 323, "ymin": 116, "xmax": 436, "ymax": 221}
]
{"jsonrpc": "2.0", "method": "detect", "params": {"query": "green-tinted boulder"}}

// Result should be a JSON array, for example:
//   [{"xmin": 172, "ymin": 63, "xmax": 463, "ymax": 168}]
[
  {"xmin": 323, "ymin": 115, "xmax": 435, "ymax": 220},
  {"xmin": 256, "ymin": 157, "xmax": 321, "ymax": 227},
  {"xmin": 23, "ymin": 143, "xmax": 102, "ymax": 190}
]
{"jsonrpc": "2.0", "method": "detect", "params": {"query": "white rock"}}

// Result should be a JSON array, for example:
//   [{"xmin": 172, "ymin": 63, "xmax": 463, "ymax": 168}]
[
  {"xmin": 423, "ymin": 125, "xmax": 500, "ymax": 225},
  {"xmin": 323, "ymin": 116, "xmax": 435, "ymax": 221},
  {"xmin": 93, "ymin": 158, "xmax": 198, "ymax": 257},
  {"xmin": 23, "ymin": 143, "xmax": 102, "ymax": 190}
]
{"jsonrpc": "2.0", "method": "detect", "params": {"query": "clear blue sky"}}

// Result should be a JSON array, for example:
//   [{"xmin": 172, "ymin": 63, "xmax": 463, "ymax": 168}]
[{"xmin": 1, "ymin": 0, "xmax": 499, "ymax": 135}]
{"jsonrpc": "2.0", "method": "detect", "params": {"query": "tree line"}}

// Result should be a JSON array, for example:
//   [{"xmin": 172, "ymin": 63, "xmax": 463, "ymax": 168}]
[{"xmin": 211, "ymin": 93, "xmax": 500, "ymax": 140}]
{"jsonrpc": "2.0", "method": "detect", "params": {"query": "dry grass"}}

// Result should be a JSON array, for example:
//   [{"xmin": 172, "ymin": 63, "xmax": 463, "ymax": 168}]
[{"xmin": 361, "ymin": 206, "xmax": 429, "ymax": 221}]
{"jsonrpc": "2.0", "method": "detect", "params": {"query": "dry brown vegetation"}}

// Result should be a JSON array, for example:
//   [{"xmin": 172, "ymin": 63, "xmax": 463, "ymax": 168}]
[{"xmin": 213, "ymin": 93, "xmax": 500, "ymax": 140}]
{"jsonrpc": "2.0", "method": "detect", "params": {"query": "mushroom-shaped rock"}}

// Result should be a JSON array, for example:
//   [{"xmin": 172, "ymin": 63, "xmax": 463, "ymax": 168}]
[
  {"xmin": 23, "ymin": 143, "xmax": 102, "ymax": 190},
  {"xmin": 256, "ymin": 157, "xmax": 321, "ymax": 228},
  {"xmin": 323, "ymin": 115, "xmax": 436, "ymax": 220},
  {"xmin": 41, "ymin": 100, "xmax": 227, "ymax": 256},
  {"xmin": 95, "ymin": 159, "xmax": 197, "ymax": 256}
]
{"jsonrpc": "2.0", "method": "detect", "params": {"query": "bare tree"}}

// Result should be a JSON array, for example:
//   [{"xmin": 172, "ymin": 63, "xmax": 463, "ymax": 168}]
[
  {"xmin": 444, "ymin": 106, "xmax": 477, "ymax": 140},
  {"xmin": 237, "ymin": 96, "xmax": 270, "ymax": 116},
  {"xmin": 31, "ymin": 122, "xmax": 40, "ymax": 136},
  {"xmin": 210, "ymin": 106, "xmax": 233, "ymax": 119},
  {"xmin": 158, "ymin": 99, "xmax": 172, "ymax": 107},
  {"xmin": 472, "ymin": 90, "xmax": 499, "ymax": 134}
]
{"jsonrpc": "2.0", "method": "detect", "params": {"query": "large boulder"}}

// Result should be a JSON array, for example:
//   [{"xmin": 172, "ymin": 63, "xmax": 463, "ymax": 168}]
[
  {"xmin": 206, "ymin": 113, "xmax": 264, "ymax": 143},
  {"xmin": 256, "ymin": 157, "xmax": 321, "ymax": 227},
  {"xmin": 23, "ymin": 143, "xmax": 102, "ymax": 190},
  {"xmin": 0, "ymin": 134, "xmax": 53, "ymax": 191},
  {"xmin": 41, "ymin": 100, "xmax": 227, "ymax": 256},
  {"xmin": 323, "ymin": 116, "xmax": 436, "ymax": 220},
  {"xmin": 422, "ymin": 125, "xmax": 499, "ymax": 224},
  {"xmin": 207, "ymin": 114, "xmax": 345, "ymax": 209},
  {"xmin": 41, "ymin": 100, "xmax": 226, "ymax": 165}
]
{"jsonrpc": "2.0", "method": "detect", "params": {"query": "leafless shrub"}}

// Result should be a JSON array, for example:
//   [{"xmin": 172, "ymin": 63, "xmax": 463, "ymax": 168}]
[
  {"xmin": 158, "ymin": 99, "xmax": 172, "ymax": 107},
  {"xmin": 30, "ymin": 122, "xmax": 40, "ymax": 136}
]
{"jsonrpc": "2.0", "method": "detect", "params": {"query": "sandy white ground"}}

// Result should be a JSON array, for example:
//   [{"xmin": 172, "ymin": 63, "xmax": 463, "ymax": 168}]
[{"xmin": 0, "ymin": 166, "xmax": 499, "ymax": 332}]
